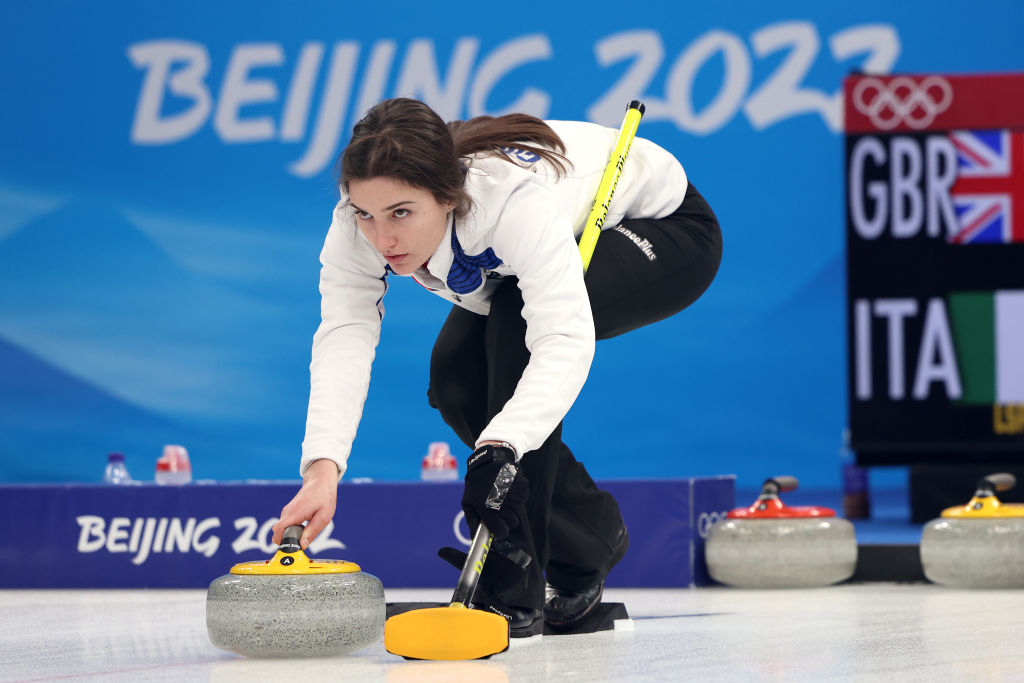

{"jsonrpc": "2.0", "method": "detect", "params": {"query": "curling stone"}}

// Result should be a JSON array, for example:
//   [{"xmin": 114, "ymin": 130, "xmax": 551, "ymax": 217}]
[
  {"xmin": 705, "ymin": 476, "xmax": 857, "ymax": 588},
  {"xmin": 920, "ymin": 473, "xmax": 1024, "ymax": 588},
  {"xmin": 206, "ymin": 525, "xmax": 385, "ymax": 657}
]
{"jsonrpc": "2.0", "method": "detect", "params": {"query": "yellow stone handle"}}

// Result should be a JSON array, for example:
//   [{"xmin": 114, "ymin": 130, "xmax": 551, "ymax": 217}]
[{"xmin": 229, "ymin": 524, "xmax": 361, "ymax": 574}]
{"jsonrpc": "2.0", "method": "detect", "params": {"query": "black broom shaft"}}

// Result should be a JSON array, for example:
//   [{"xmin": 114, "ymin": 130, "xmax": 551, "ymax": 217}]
[{"xmin": 451, "ymin": 523, "xmax": 493, "ymax": 606}]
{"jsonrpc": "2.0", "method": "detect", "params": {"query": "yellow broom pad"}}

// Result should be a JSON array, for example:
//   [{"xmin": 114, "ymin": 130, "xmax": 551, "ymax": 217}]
[{"xmin": 384, "ymin": 605, "xmax": 509, "ymax": 660}]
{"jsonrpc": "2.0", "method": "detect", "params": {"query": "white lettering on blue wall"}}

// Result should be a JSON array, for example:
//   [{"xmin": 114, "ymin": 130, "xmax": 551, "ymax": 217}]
[
  {"xmin": 75, "ymin": 515, "xmax": 345, "ymax": 565},
  {"xmin": 76, "ymin": 515, "xmax": 221, "ymax": 565},
  {"xmin": 127, "ymin": 23, "xmax": 900, "ymax": 177}
]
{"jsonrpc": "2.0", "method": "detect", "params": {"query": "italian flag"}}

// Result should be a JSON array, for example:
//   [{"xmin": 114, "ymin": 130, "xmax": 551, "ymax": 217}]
[{"xmin": 949, "ymin": 290, "xmax": 1024, "ymax": 404}]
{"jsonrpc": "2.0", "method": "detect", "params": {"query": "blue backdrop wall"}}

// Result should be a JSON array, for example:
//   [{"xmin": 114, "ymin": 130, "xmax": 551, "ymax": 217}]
[{"xmin": 1, "ymin": 1, "xmax": 1021, "ymax": 486}]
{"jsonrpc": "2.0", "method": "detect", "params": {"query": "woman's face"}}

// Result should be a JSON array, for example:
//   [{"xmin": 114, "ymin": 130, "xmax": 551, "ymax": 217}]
[{"xmin": 348, "ymin": 177, "xmax": 454, "ymax": 275}]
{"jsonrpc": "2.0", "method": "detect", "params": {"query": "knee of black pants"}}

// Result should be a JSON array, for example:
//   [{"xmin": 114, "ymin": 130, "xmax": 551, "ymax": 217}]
[
  {"xmin": 428, "ymin": 331, "xmax": 488, "ymax": 448},
  {"xmin": 426, "ymin": 369, "xmax": 472, "ymax": 417},
  {"xmin": 427, "ymin": 375, "xmax": 483, "ymax": 450}
]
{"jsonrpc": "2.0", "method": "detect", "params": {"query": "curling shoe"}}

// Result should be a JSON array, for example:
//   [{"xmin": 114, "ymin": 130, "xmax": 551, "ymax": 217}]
[
  {"xmin": 544, "ymin": 525, "xmax": 628, "ymax": 631},
  {"xmin": 484, "ymin": 604, "xmax": 543, "ymax": 638},
  {"xmin": 543, "ymin": 581, "xmax": 603, "ymax": 631}
]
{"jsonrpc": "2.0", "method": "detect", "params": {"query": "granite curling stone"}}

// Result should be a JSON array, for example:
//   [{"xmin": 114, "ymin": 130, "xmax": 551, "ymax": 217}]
[
  {"xmin": 706, "ymin": 475, "xmax": 857, "ymax": 588},
  {"xmin": 206, "ymin": 525, "xmax": 385, "ymax": 657},
  {"xmin": 920, "ymin": 473, "xmax": 1024, "ymax": 589}
]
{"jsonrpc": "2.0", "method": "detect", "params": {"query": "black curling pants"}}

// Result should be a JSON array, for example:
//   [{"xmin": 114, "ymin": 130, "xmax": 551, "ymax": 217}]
[{"xmin": 427, "ymin": 183, "xmax": 722, "ymax": 609}]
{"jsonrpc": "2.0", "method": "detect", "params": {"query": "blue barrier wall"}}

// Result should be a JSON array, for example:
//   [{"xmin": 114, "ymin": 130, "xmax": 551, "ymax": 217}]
[
  {"xmin": 0, "ymin": 477, "xmax": 734, "ymax": 588},
  {"xmin": 1, "ymin": 2, "xmax": 1022, "ymax": 486}
]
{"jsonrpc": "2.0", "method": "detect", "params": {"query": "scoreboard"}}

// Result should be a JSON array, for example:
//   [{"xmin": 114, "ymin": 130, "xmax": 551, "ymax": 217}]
[{"xmin": 845, "ymin": 73, "xmax": 1024, "ymax": 465}]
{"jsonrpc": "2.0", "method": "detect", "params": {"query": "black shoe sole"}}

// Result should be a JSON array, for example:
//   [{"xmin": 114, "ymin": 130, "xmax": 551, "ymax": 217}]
[{"xmin": 511, "ymin": 613, "xmax": 545, "ymax": 638}]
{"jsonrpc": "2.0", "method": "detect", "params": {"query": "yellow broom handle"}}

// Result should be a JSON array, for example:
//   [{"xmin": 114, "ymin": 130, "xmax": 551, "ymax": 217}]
[{"xmin": 578, "ymin": 100, "xmax": 646, "ymax": 273}]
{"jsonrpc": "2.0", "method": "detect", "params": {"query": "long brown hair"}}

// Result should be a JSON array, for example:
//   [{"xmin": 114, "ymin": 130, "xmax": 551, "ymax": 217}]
[{"xmin": 340, "ymin": 98, "xmax": 568, "ymax": 217}]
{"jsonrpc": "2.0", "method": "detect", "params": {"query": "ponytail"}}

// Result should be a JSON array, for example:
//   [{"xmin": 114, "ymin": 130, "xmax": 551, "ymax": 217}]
[{"xmin": 448, "ymin": 114, "xmax": 570, "ymax": 176}]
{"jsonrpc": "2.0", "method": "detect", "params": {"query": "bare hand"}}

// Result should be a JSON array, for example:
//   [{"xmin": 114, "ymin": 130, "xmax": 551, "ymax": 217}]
[{"xmin": 271, "ymin": 459, "xmax": 340, "ymax": 549}]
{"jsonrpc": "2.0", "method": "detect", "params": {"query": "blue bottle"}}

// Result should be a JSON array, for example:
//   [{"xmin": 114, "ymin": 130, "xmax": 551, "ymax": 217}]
[{"xmin": 103, "ymin": 452, "xmax": 132, "ymax": 485}]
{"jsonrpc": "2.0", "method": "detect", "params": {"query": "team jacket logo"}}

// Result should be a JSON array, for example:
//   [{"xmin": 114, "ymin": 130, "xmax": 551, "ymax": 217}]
[
  {"xmin": 501, "ymin": 146, "xmax": 540, "ymax": 165},
  {"xmin": 851, "ymin": 76, "xmax": 953, "ymax": 130}
]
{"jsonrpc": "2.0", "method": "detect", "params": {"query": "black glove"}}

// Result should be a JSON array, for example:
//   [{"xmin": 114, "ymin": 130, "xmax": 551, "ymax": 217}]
[{"xmin": 461, "ymin": 444, "xmax": 529, "ymax": 540}]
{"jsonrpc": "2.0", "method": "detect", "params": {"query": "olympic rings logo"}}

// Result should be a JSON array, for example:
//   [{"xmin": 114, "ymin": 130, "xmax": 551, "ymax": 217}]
[
  {"xmin": 698, "ymin": 510, "xmax": 728, "ymax": 538},
  {"xmin": 851, "ymin": 76, "xmax": 953, "ymax": 130}
]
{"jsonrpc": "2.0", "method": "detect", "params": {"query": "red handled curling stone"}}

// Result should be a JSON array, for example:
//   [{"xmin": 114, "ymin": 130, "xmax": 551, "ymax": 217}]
[
  {"xmin": 206, "ymin": 525, "xmax": 385, "ymax": 657},
  {"xmin": 705, "ymin": 476, "xmax": 857, "ymax": 588},
  {"xmin": 920, "ymin": 473, "xmax": 1024, "ymax": 588}
]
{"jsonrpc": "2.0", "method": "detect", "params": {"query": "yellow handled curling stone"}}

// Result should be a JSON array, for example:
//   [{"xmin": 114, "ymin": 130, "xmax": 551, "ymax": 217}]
[
  {"xmin": 206, "ymin": 525, "xmax": 385, "ymax": 657},
  {"xmin": 920, "ymin": 473, "xmax": 1024, "ymax": 588}
]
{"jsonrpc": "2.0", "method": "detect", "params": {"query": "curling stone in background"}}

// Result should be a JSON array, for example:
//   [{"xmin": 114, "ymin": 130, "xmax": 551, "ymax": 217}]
[
  {"xmin": 705, "ymin": 476, "xmax": 857, "ymax": 588},
  {"xmin": 206, "ymin": 525, "xmax": 385, "ymax": 657},
  {"xmin": 920, "ymin": 473, "xmax": 1024, "ymax": 588}
]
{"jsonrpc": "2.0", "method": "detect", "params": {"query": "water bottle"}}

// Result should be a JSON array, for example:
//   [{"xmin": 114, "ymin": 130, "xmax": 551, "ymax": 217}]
[
  {"xmin": 421, "ymin": 442, "xmax": 458, "ymax": 481},
  {"xmin": 103, "ymin": 452, "xmax": 132, "ymax": 485}
]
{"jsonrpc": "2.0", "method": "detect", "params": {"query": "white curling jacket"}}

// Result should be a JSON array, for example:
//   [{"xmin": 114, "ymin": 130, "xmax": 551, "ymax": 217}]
[{"xmin": 300, "ymin": 120, "xmax": 688, "ymax": 478}]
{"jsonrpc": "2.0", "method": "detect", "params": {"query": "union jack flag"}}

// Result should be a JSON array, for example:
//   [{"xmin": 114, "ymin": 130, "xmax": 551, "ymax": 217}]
[{"xmin": 948, "ymin": 129, "xmax": 1024, "ymax": 244}]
